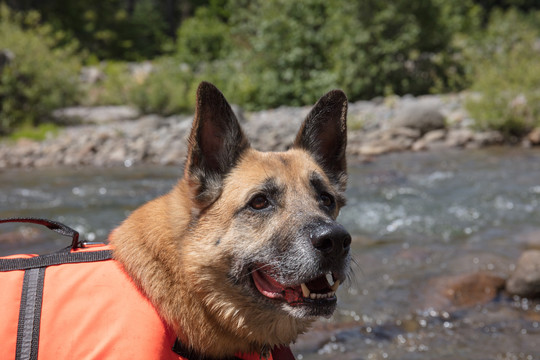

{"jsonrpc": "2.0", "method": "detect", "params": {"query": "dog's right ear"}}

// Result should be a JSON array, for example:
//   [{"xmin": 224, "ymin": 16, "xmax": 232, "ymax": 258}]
[{"xmin": 185, "ymin": 82, "xmax": 250, "ymax": 207}]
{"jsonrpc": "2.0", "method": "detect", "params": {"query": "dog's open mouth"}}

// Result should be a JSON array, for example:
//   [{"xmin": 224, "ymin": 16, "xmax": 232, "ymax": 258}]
[{"xmin": 251, "ymin": 267, "xmax": 341, "ymax": 305}]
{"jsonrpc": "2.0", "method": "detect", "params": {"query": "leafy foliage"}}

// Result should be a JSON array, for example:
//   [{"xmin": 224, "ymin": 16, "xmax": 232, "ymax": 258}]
[
  {"xmin": 176, "ymin": 7, "xmax": 232, "ymax": 66},
  {"xmin": 128, "ymin": 58, "xmax": 197, "ymax": 115},
  {"xmin": 3, "ymin": 0, "xmax": 540, "ymax": 140},
  {"xmin": 464, "ymin": 9, "xmax": 540, "ymax": 138},
  {"xmin": 178, "ymin": 0, "xmax": 479, "ymax": 109},
  {"xmin": 0, "ymin": 5, "xmax": 82, "ymax": 134}
]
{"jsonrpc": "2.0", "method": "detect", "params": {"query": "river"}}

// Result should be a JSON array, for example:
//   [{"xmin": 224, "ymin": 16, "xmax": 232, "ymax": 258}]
[{"xmin": 1, "ymin": 148, "xmax": 539, "ymax": 359}]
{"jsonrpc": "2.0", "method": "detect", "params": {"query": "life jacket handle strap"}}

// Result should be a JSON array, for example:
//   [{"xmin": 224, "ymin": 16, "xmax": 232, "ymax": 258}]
[{"xmin": 0, "ymin": 217, "xmax": 82, "ymax": 250}]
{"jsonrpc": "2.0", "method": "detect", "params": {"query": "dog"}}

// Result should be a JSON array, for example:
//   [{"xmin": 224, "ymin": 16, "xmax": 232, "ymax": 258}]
[{"xmin": 1, "ymin": 82, "xmax": 351, "ymax": 360}]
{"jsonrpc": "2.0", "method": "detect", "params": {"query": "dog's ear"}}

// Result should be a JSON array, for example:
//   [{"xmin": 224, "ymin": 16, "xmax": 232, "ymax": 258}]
[
  {"xmin": 294, "ymin": 90, "xmax": 348, "ymax": 191},
  {"xmin": 185, "ymin": 82, "xmax": 250, "ymax": 206}
]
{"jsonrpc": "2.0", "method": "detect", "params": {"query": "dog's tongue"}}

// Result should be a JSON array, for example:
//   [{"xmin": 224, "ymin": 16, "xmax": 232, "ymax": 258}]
[{"xmin": 252, "ymin": 269, "xmax": 303, "ymax": 303}]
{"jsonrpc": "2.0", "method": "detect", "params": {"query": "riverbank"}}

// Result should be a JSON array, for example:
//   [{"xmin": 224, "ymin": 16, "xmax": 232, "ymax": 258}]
[{"xmin": 1, "ymin": 92, "xmax": 539, "ymax": 168}]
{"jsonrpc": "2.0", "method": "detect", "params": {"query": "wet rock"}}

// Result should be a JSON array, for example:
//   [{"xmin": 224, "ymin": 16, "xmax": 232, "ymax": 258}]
[
  {"xmin": 446, "ymin": 128, "xmax": 474, "ymax": 147},
  {"xmin": 506, "ymin": 250, "xmax": 540, "ymax": 298},
  {"xmin": 359, "ymin": 127, "xmax": 420, "ymax": 155},
  {"xmin": 421, "ymin": 272, "xmax": 505, "ymax": 312},
  {"xmin": 472, "ymin": 131, "xmax": 505, "ymax": 146},
  {"xmin": 412, "ymin": 129, "xmax": 447, "ymax": 151},
  {"xmin": 393, "ymin": 100, "xmax": 446, "ymax": 135},
  {"xmin": 527, "ymin": 127, "xmax": 540, "ymax": 145}
]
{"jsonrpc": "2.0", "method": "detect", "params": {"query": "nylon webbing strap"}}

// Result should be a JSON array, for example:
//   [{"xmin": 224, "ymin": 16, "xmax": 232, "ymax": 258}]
[
  {"xmin": 15, "ymin": 267, "xmax": 45, "ymax": 360},
  {"xmin": 0, "ymin": 250, "xmax": 113, "ymax": 271}
]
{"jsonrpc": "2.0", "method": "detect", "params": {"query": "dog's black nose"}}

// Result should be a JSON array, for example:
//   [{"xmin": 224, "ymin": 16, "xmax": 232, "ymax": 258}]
[{"xmin": 310, "ymin": 223, "xmax": 351, "ymax": 256}]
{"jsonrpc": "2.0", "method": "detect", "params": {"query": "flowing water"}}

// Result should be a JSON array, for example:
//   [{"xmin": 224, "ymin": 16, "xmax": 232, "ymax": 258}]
[{"xmin": 1, "ymin": 148, "xmax": 540, "ymax": 359}]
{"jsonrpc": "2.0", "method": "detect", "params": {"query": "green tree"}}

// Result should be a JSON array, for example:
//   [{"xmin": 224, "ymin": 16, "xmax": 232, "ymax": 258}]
[
  {"xmin": 5, "ymin": 0, "xmax": 176, "ymax": 60},
  {"xmin": 176, "ymin": 6, "xmax": 232, "ymax": 66},
  {"xmin": 226, "ymin": 0, "xmax": 338, "ymax": 108},
  {"xmin": 0, "ymin": 5, "xmax": 82, "ymax": 134},
  {"xmin": 465, "ymin": 9, "xmax": 540, "ymax": 138}
]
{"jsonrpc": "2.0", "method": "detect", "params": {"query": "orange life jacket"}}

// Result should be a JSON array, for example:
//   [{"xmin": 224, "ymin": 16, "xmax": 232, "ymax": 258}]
[{"xmin": 0, "ymin": 218, "xmax": 295, "ymax": 360}]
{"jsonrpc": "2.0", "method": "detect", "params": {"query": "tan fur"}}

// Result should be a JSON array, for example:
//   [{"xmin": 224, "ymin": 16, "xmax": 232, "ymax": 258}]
[
  {"xmin": 110, "ymin": 82, "xmax": 349, "ymax": 358},
  {"xmin": 111, "ymin": 150, "xmax": 328, "ymax": 356}
]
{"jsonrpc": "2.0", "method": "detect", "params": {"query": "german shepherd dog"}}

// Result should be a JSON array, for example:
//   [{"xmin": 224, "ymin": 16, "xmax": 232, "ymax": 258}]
[{"xmin": 110, "ymin": 82, "xmax": 351, "ymax": 358}]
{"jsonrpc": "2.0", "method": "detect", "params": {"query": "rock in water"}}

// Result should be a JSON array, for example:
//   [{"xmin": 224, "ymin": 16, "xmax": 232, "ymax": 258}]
[{"xmin": 506, "ymin": 250, "xmax": 540, "ymax": 298}]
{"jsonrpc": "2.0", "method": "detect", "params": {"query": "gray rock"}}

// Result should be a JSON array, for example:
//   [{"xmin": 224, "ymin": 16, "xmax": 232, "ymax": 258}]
[
  {"xmin": 412, "ymin": 129, "xmax": 447, "ymax": 151},
  {"xmin": 446, "ymin": 128, "xmax": 474, "ymax": 147},
  {"xmin": 527, "ymin": 127, "xmax": 540, "ymax": 145},
  {"xmin": 244, "ymin": 106, "xmax": 308, "ymax": 151},
  {"xmin": 472, "ymin": 131, "xmax": 504, "ymax": 146},
  {"xmin": 393, "ymin": 100, "xmax": 446, "ymax": 135},
  {"xmin": 506, "ymin": 250, "xmax": 540, "ymax": 298},
  {"xmin": 52, "ymin": 106, "xmax": 140, "ymax": 125}
]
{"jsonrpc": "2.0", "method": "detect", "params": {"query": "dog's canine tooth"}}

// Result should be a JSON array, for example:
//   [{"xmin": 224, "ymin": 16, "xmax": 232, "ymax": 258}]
[
  {"xmin": 325, "ymin": 273, "xmax": 335, "ymax": 286},
  {"xmin": 330, "ymin": 279, "xmax": 341, "ymax": 292},
  {"xmin": 301, "ymin": 283, "xmax": 311, "ymax": 298}
]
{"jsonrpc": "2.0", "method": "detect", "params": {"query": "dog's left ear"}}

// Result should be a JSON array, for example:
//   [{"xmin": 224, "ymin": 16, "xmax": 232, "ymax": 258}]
[
  {"xmin": 294, "ymin": 90, "xmax": 348, "ymax": 191},
  {"xmin": 185, "ymin": 82, "xmax": 250, "ymax": 206}
]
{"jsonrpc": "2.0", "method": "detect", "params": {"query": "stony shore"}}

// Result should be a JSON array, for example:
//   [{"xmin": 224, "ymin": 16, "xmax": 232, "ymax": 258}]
[{"xmin": 1, "ymin": 92, "xmax": 539, "ymax": 168}]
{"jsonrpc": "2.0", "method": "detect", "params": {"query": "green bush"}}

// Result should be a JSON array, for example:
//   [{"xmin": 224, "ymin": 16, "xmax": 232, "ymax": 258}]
[
  {"xmin": 465, "ymin": 9, "xmax": 540, "ymax": 138},
  {"xmin": 127, "ymin": 58, "xmax": 197, "ymax": 115},
  {"xmin": 8, "ymin": 123, "xmax": 59, "ymax": 142},
  {"xmin": 10, "ymin": 0, "xmax": 172, "ymax": 61},
  {"xmin": 172, "ymin": 0, "xmax": 478, "ymax": 110},
  {"xmin": 84, "ymin": 61, "xmax": 135, "ymax": 106},
  {"xmin": 0, "ymin": 5, "xmax": 82, "ymax": 135},
  {"xmin": 176, "ymin": 7, "xmax": 232, "ymax": 67},
  {"xmin": 225, "ymin": 0, "xmax": 338, "ymax": 109}
]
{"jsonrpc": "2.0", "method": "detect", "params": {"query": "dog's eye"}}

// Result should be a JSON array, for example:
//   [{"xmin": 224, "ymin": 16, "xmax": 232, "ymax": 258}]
[
  {"xmin": 249, "ymin": 195, "xmax": 270, "ymax": 210},
  {"xmin": 320, "ymin": 193, "xmax": 334, "ymax": 208}
]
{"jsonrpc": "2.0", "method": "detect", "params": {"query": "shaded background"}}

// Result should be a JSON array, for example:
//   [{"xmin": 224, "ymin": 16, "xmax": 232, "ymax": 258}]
[{"xmin": 1, "ymin": 0, "xmax": 540, "ymax": 138}]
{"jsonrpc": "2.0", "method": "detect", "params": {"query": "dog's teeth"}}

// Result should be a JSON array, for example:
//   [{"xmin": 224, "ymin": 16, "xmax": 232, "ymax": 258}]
[
  {"xmin": 325, "ymin": 273, "xmax": 335, "ymax": 286},
  {"xmin": 301, "ymin": 283, "xmax": 311, "ymax": 298},
  {"xmin": 330, "ymin": 279, "xmax": 341, "ymax": 292},
  {"xmin": 310, "ymin": 293, "xmax": 317, "ymax": 300}
]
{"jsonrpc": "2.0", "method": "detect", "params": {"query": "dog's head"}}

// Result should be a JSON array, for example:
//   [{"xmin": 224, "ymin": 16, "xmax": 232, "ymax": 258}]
[{"xmin": 179, "ymin": 82, "xmax": 350, "ymax": 336}]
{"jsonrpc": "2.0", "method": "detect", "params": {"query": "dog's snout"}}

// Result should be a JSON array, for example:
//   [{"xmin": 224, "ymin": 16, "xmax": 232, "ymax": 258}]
[{"xmin": 310, "ymin": 223, "xmax": 351, "ymax": 256}]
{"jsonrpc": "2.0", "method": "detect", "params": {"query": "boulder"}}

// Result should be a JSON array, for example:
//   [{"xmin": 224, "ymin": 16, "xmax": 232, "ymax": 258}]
[
  {"xmin": 445, "ymin": 128, "xmax": 474, "ymax": 147},
  {"xmin": 412, "ymin": 129, "xmax": 447, "ymax": 151},
  {"xmin": 420, "ymin": 272, "xmax": 505, "ymax": 312},
  {"xmin": 527, "ymin": 127, "xmax": 540, "ymax": 145},
  {"xmin": 472, "ymin": 131, "xmax": 504, "ymax": 146},
  {"xmin": 506, "ymin": 250, "xmax": 540, "ymax": 298},
  {"xmin": 393, "ymin": 101, "xmax": 446, "ymax": 135}
]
